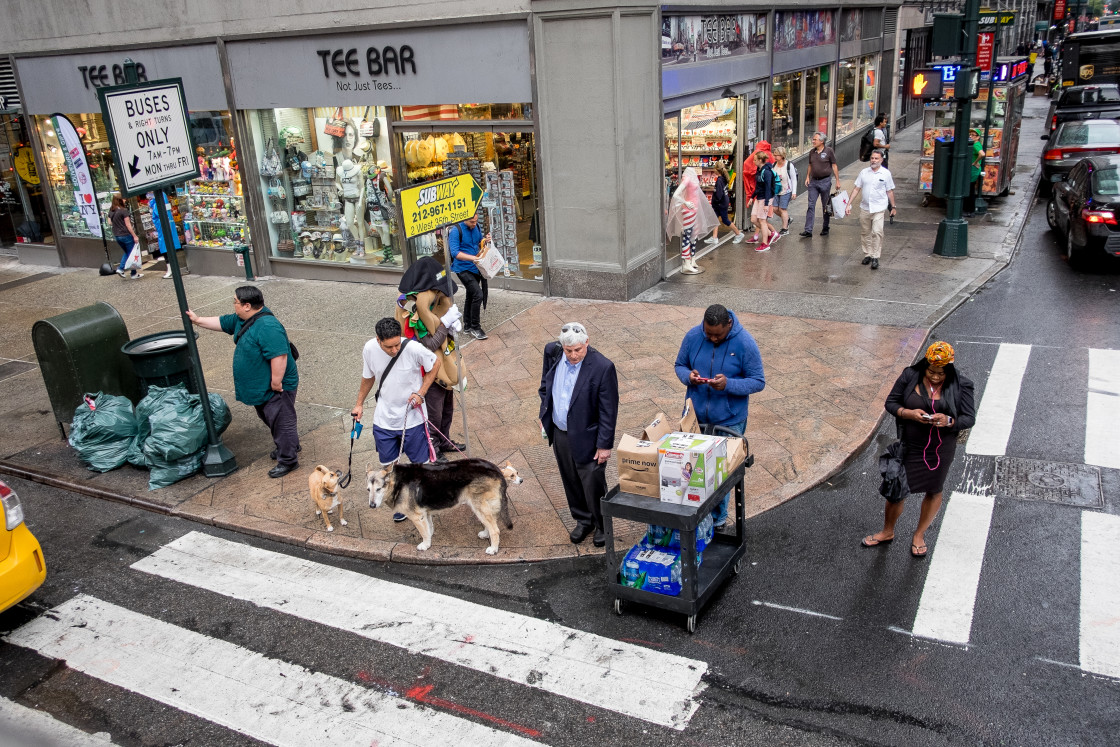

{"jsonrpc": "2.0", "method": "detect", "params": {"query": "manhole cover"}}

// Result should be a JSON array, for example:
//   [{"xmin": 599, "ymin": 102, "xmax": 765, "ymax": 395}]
[{"xmin": 994, "ymin": 457, "xmax": 1103, "ymax": 507}]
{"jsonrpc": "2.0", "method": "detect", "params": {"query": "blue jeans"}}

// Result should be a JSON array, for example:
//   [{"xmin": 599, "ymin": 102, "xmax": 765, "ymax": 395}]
[
  {"xmin": 115, "ymin": 235, "xmax": 137, "ymax": 276},
  {"xmin": 704, "ymin": 420, "xmax": 746, "ymax": 526}
]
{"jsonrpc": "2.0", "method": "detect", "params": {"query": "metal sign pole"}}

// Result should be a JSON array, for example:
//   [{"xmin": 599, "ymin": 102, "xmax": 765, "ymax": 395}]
[
  {"xmin": 441, "ymin": 240, "xmax": 471, "ymax": 459},
  {"xmin": 154, "ymin": 187, "xmax": 236, "ymax": 476}
]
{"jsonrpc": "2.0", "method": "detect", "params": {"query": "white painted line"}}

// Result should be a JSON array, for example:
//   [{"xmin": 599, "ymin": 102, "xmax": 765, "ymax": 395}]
[
  {"xmin": 966, "ymin": 343, "xmax": 1032, "ymax": 456},
  {"xmin": 4, "ymin": 595, "xmax": 541, "ymax": 747},
  {"xmin": 1081, "ymin": 512, "xmax": 1120, "ymax": 679},
  {"xmin": 1085, "ymin": 349, "xmax": 1120, "ymax": 469},
  {"xmin": 132, "ymin": 532, "xmax": 706, "ymax": 730},
  {"xmin": 751, "ymin": 600, "xmax": 842, "ymax": 621},
  {"xmin": 0, "ymin": 696, "xmax": 116, "ymax": 745},
  {"xmin": 911, "ymin": 492, "xmax": 995, "ymax": 646},
  {"xmin": 887, "ymin": 626, "xmax": 970, "ymax": 650}
]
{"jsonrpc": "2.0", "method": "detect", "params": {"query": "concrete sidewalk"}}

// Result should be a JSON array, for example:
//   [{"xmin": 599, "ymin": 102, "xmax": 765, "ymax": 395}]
[{"xmin": 0, "ymin": 94, "xmax": 1046, "ymax": 565}]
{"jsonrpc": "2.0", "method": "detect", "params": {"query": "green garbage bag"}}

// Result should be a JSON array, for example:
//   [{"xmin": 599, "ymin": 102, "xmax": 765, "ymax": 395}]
[
  {"xmin": 68, "ymin": 393, "xmax": 139, "ymax": 472},
  {"xmin": 128, "ymin": 385, "xmax": 232, "ymax": 471}
]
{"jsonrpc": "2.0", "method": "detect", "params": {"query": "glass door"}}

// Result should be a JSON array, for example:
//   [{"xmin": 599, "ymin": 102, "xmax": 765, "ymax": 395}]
[
  {"xmin": 0, "ymin": 114, "xmax": 52, "ymax": 247},
  {"xmin": 664, "ymin": 111, "xmax": 682, "ymax": 271}
]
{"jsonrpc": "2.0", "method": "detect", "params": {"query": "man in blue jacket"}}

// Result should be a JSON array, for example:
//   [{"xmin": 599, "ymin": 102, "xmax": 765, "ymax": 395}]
[
  {"xmin": 448, "ymin": 214, "xmax": 489, "ymax": 340},
  {"xmin": 674, "ymin": 304, "xmax": 765, "ymax": 527}
]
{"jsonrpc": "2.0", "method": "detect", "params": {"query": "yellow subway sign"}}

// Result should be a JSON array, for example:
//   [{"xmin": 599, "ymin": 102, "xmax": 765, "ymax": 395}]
[{"xmin": 399, "ymin": 174, "xmax": 484, "ymax": 239}]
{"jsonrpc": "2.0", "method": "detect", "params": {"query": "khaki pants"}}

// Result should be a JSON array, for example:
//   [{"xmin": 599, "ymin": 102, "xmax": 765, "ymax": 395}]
[{"xmin": 859, "ymin": 208, "xmax": 886, "ymax": 259}]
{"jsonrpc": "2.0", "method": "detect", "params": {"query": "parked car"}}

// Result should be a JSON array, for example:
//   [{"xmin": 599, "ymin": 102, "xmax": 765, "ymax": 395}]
[
  {"xmin": 1045, "ymin": 154, "xmax": 1120, "ymax": 267},
  {"xmin": 0, "ymin": 479, "xmax": 46, "ymax": 613},
  {"xmin": 1040, "ymin": 119, "xmax": 1120, "ymax": 192},
  {"xmin": 1046, "ymin": 84, "xmax": 1120, "ymax": 137}
]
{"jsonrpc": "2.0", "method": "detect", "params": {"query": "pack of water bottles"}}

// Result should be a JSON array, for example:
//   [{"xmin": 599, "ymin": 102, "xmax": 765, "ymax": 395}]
[{"xmin": 644, "ymin": 514, "xmax": 714, "ymax": 554}]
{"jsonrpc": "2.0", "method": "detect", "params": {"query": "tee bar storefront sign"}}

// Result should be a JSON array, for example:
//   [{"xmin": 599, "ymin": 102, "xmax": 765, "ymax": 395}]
[
  {"xmin": 97, "ymin": 78, "xmax": 199, "ymax": 197},
  {"xmin": 399, "ymin": 174, "xmax": 484, "ymax": 239}
]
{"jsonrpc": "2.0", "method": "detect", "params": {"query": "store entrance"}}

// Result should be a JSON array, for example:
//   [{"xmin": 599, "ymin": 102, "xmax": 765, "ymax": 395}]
[{"xmin": 0, "ymin": 113, "xmax": 51, "ymax": 248}]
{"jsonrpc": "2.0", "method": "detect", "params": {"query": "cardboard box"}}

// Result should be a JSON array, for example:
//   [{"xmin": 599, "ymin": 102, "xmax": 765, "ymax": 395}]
[
  {"xmin": 725, "ymin": 436, "xmax": 747, "ymax": 473},
  {"xmin": 657, "ymin": 432, "xmax": 727, "ymax": 506},
  {"xmin": 616, "ymin": 401, "xmax": 700, "ymax": 498}
]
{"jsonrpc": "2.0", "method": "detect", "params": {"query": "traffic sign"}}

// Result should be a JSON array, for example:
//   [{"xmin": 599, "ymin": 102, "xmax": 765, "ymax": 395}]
[
  {"xmin": 399, "ymin": 174, "xmax": 484, "ymax": 239},
  {"xmin": 911, "ymin": 69, "xmax": 944, "ymax": 99},
  {"xmin": 97, "ymin": 78, "xmax": 199, "ymax": 197}
]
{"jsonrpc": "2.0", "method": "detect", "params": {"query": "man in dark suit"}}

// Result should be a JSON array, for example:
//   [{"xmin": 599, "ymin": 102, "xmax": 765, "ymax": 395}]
[{"xmin": 539, "ymin": 322, "xmax": 619, "ymax": 547}]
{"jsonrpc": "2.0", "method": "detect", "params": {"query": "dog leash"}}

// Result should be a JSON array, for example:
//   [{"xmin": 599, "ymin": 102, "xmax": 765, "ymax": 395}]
[{"xmin": 338, "ymin": 417, "xmax": 362, "ymax": 488}]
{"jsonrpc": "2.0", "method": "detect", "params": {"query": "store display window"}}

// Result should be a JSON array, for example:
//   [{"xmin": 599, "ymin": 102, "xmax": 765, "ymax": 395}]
[
  {"xmin": 247, "ymin": 106, "xmax": 401, "ymax": 268},
  {"xmin": 0, "ymin": 115, "xmax": 53, "ymax": 247},
  {"xmin": 771, "ymin": 66, "xmax": 831, "ymax": 158},
  {"xmin": 176, "ymin": 111, "xmax": 249, "ymax": 252},
  {"xmin": 773, "ymin": 11, "xmax": 835, "ymax": 52},
  {"xmin": 396, "ymin": 115, "xmax": 540, "ymax": 281},
  {"xmin": 836, "ymin": 56, "xmax": 878, "ymax": 140},
  {"xmin": 36, "ymin": 113, "xmax": 119, "ymax": 240},
  {"xmin": 840, "ymin": 10, "xmax": 862, "ymax": 43}
]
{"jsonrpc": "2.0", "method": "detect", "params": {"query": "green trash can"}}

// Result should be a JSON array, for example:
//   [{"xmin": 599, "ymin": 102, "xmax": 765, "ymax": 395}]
[
  {"xmin": 121, "ymin": 330, "xmax": 201, "ymax": 398},
  {"xmin": 32, "ymin": 302, "xmax": 141, "ymax": 433},
  {"xmin": 932, "ymin": 138, "xmax": 953, "ymax": 199}
]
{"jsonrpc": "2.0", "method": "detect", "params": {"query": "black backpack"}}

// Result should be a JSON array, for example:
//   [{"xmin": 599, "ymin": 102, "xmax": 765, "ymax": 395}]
[{"xmin": 859, "ymin": 126, "xmax": 876, "ymax": 162}]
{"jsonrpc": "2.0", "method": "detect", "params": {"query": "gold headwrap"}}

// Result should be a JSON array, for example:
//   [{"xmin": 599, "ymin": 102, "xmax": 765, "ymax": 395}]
[{"xmin": 925, "ymin": 341, "xmax": 955, "ymax": 366}]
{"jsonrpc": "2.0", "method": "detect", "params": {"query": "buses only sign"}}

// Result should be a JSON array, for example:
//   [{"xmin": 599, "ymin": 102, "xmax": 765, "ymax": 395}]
[{"xmin": 97, "ymin": 78, "xmax": 199, "ymax": 197}]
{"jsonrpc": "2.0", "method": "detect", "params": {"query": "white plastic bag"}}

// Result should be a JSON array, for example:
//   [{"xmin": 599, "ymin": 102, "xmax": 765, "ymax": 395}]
[
  {"xmin": 124, "ymin": 244, "xmax": 142, "ymax": 271},
  {"xmin": 831, "ymin": 190, "xmax": 850, "ymax": 219}
]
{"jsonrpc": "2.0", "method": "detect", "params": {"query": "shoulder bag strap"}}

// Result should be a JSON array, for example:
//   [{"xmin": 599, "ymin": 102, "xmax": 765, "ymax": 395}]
[
  {"xmin": 234, "ymin": 310, "xmax": 274, "ymax": 345},
  {"xmin": 374, "ymin": 339, "xmax": 411, "ymax": 402}
]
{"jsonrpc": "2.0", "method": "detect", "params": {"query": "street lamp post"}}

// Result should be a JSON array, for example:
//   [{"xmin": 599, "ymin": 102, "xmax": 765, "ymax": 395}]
[{"xmin": 934, "ymin": 0, "xmax": 982, "ymax": 257}]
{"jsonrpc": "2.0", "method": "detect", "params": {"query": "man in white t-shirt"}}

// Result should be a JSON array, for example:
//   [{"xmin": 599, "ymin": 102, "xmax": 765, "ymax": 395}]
[
  {"xmin": 872, "ymin": 113, "xmax": 890, "ymax": 169},
  {"xmin": 846, "ymin": 150, "xmax": 896, "ymax": 270},
  {"xmin": 352, "ymin": 317, "xmax": 440, "ymax": 478}
]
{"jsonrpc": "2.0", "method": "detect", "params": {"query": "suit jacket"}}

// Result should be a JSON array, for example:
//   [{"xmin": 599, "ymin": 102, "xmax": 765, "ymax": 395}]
[{"xmin": 538, "ymin": 343, "xmax": 619, "ymax": 465}]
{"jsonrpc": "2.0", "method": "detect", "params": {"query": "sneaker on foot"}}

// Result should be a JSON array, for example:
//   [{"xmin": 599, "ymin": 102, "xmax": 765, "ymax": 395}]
[
  {"xmin": 870, "ymin": 258, "xmax": 880, "ymax": 270},
  {"xmin": 162, "ymin": 271, "xmax": 173, "ymax": 279},
  {"xmin": 732, "ymin": 233, "xmax": 746, "ymax": 244},
  {"xmin": 747, "ymin": 235, "xmax": 759, "ymax": 244},
  {"xmin": 131, "ymin": 272, "xmax": 144, "ymax": 279},
  {"xmin": 393, "ymin": 512, "xmax": 407, "ymax": 522},
  {"xmin": 798, "ymin": 231, "xmax": 813, "ymax": 238},
  {"xmin": 116, "ymin": 269, "xmax": 127, "ymax": 278},
  {"xmin": 861, "ymin": 256, "xmax": 872, "ymax": 265},
  {"xmin": 779, "ymin": 228, "xmax": 789, "ymax": 236},
  {"xmin": 704, "ymin": 236, "xmax": 719, "ymax": 244},
  {"xmin": 754, "ymin": 242, "xmax": 770, "ymax": 252},
  {"xmin": 769, "ymin": 233, "xmax": 782, "ymax": 246},
  {"xmin": 470, "ymin": 327, "xmax": 488, "ymax": 340}
]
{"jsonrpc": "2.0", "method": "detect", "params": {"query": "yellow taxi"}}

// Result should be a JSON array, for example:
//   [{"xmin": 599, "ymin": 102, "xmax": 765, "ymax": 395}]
[{"xmin": 0, "ymin": 479, "xmax": 46, "ymax": 613}]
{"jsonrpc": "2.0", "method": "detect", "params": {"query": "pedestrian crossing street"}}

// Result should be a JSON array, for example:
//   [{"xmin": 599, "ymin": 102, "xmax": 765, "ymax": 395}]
[
  {"xmin": 3, "ymin": 531, "xmax": 707, "ymax": 746},
  {"xmin": 899, "ymin": 342, "xmax": 1120, "ymax": 679}
]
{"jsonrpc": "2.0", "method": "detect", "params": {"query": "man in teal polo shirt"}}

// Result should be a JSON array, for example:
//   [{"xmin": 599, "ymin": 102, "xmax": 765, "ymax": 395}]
[{"xmin": 187, "ymin": 285, "xmax": 300, "ymax": 478}]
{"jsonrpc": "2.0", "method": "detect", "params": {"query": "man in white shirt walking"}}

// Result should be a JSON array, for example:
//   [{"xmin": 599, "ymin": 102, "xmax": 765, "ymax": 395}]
[
  {"xmin": 352, "ymin": 317, "xmax": 440, "ymax": 520},
  {"xmin": 846, "ymin": 150, "xmax": 896, "ymax": 270}
]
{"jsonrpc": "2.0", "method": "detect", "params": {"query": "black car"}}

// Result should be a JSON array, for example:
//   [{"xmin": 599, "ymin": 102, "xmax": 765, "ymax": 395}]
[
  {"xmin": 1045, "ymin": 154, "xmax": 1120, "ymax": 267},
  {"xmin": 1046, "ymin": 84, "xmax": 1120, "ymax": 136},
  {"xmin": 1040, "ymin": 119, "xmax": 1120, "ymax": 191}
]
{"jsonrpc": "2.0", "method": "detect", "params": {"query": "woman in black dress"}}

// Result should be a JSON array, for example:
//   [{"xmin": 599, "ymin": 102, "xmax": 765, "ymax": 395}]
[{"xmin": 862, "ymin": 342, "xmax": 976, "ymax": 557}]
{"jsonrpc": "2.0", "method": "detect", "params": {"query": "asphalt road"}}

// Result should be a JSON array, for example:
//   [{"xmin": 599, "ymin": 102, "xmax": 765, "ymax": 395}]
[{"xmin": 2, "ymin": 196, "xmax": 1119, "ymax": 746}]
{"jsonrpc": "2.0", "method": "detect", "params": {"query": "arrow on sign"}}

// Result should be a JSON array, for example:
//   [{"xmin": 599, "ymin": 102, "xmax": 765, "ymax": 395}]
[
  {"xmin": 399, "ymin": 174, "xmax": 487, "ymax": 240},
  {"xmin": 128, "ymin": 155, "xmax": 141, "ymax": 178}
]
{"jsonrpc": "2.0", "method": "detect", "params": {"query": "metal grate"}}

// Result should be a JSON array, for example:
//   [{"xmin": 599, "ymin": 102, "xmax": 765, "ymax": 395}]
[
  {"xmin": 994, "ymin": 457, "xmax": 1103, "ymax": 508},
  {"xmin": 0, "ymin": 55, "xmax": 20, "ymax": 110},
  {"xmin": 883, "ymin": 8, "xmax": 898, "ymax": 36}
]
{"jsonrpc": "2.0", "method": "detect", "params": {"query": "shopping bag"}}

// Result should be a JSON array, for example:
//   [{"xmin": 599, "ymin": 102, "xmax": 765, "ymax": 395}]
[
  {"xmin": 324, "ymin": 108, "xmax": 347, "ymax": 138},
  {"xmin": 831, "ymin": 190, "xmax": 849, "ymax": 219},
  {"xmin": 124, "ymin": 243, "xmax": 142, "ymax": 271}
]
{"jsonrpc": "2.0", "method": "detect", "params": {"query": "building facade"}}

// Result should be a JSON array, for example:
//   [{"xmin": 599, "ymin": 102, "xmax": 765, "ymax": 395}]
[{"xmin": 3, "ymin": 0, "xmax": 909, "ymax": 300}]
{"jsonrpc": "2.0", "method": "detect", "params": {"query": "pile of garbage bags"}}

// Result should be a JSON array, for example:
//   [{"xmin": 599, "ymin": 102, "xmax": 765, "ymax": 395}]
[{"xmin": 69, "ymin": 386, "xmax": 231, "ymax": 490}]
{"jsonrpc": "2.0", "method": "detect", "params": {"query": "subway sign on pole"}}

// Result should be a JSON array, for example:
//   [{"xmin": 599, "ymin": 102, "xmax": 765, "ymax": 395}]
[{"xmin": 910, "ymin": 69, "xmax": 945, "ymax": 99}]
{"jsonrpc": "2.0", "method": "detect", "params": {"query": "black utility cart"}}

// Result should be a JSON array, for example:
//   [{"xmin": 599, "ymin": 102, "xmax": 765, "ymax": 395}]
[{"xmin": 602, "ymin": 458, "xmax": 751, "ymax": 633}]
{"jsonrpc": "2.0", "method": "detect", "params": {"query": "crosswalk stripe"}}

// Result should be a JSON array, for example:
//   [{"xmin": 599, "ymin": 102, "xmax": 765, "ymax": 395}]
[
  {"xmin": 1085, "ymin": 349, "xmax": 1120, "ymax": 469},
  {"xmin": 0, "ymin": 696, "xmax": 115, "ymax": 746},
  {"xmin": 1080, "ymin": 512, "xmax": 1120, "ymax": 678},
  {"xmin": 131, "ymin": 531, "xmax": 706, "ymax": 730},
  {"xmin": 966, "ymin": 343, "xmax": 1032, "ymax": 456},
  {"xmin": 5, "ymin": 595, "xmax": 542, "ymax": 746},
  {"xmin": 911, "ymin": 492, "xmax": 995, "ymax": 645}
]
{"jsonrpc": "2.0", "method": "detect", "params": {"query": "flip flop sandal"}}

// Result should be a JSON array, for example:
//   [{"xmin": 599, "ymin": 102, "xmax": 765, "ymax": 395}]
[
  {"xmin": 861, "ymin": 535, "xmax": 894, "ymax": 548},
  {"xmin": 911, "ymin": 544, "xmax": 928, "ymax": 558}
]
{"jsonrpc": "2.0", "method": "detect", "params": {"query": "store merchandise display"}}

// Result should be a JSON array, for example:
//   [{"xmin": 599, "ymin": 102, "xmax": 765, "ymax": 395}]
[
  {"xmin": 180, "ymin": 145, "xmax": 248, "ymax": 250},
  {"xmin": 665, "ymin": 105, "xmax": 736, "ymax": 204}
]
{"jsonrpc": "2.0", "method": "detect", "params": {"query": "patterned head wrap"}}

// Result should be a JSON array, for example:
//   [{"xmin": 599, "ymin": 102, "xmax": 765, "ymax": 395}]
[{"xmin": 925, "ymin": 341, "xmax": 955, "ymax": 366}]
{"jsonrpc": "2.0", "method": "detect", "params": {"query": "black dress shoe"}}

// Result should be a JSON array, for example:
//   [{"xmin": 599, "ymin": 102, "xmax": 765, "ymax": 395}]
[
  {"xmin": 861, "ymin": 256, "xmax": 872, "ymax": 265},
  {"xmin": 439, "ymin": 441, "xmax": 467, "ymax": 454},
  {"xmin": 870, "ymin": 258, "xmax": 880, "ymax": 270},
  {"xmin": 268, "ymin": 462, "xmax": 299, "ymax": 478},
  {"xmin": 592, "ymin": 528, "xmax": 606, "ymax": 548},
  {"xmin": 820, "ymin": 228, "xmax": 830, "ymax": 236},
  {"xmin": 569, "ymin": 524, "xmax": 593, "ymax": 543},
  {"xmin": 798, "ymin": 230, "xmax": 813, "ymax": 238},
  {"xmin": 270, "ymin": 445, "xmax": 301, "ymax": 460}
]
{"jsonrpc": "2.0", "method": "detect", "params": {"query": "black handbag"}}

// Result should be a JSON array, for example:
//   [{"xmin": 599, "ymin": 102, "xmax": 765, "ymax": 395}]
[{"xmin": 878, "ymin": 421, "xmax": 908, "ymax": 503}]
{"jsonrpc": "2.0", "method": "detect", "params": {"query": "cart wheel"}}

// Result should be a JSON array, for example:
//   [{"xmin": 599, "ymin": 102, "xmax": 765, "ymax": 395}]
[
  {"xmin": 686, "ymin": 615, "xmax": 697, "ymax": 634},
  {"xmin": 733, "ymin": 557, "xmax": 744, "ymax": 575},
  {"xmin": 921, "ymin": 194, "xmax": 930, "ymax": 208},
  {"xmin": 614, "ymin": 598, "xmax": 623, "ymax": 616}
]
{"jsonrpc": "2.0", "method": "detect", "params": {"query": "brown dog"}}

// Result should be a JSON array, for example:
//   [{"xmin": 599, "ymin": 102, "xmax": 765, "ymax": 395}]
[{"xmin": 309, "ymin": 465, "xmax": 346, "ymax": 532}]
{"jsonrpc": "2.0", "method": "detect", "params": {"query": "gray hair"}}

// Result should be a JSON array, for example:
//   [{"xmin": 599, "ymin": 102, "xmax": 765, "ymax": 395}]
[
  {"xmin": 871, "ymin": 148, "xmax": 886, "ymax": 159},
  {"xmin": 558, "ymin": 322, "xmax": 588, "ymax": 346},
  {"xmin": 813, "ymin": 132, "xmax": 827, "ymax": 144}
]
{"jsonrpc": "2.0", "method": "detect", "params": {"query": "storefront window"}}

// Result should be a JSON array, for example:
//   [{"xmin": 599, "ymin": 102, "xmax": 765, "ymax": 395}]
[
  {"xmin": 36, "ymin": 113, "xmax": 119, "ymax": 240},
  {"xmin": 0, "ymin": 114, "xmax": 53, "ymax": 246},
  {"xmin": 773, "ymin": 11, "xmax": 835, "ymax": 52},
  {"xmin": 396, "ymin": 111, "xmax": 540, "ymax": 281},
  {"xmin": 802, "ymin": 66, "xmax": 830, "ymax": 154},
  {"xmin": 771, "ymin": 72, "xmax": 804, "ymax": 157},
  {"xmin": 840, "ymin": 10, "xmax": 862, "ymax": 43},
  {"xmin": 247, "ymin": 106, "xmax": 401, "ymax": 268},
  {"xmin": 837, "ymin": 55, "xmax": 878, "ymax": 140},
  {"xmin": 176, "ymin": 111, "xmax": 250, "ymax": 252}
]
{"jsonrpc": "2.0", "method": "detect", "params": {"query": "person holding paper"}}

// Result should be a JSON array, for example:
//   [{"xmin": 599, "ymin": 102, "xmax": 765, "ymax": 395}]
[
  {"xmin": 674, "ymin": 304, "xmax": 765, "ymax": 529},
  {"xmin": 449, "ymin": 214, "xmax": 491, "ymax": 340}
]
